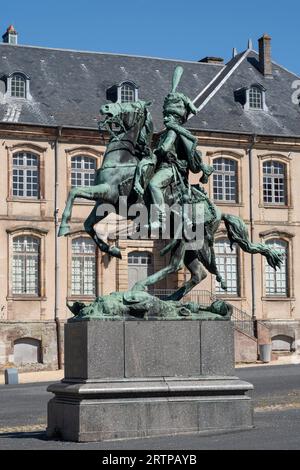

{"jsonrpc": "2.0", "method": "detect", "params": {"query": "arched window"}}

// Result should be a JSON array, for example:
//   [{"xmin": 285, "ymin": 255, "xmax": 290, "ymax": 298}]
[
  {"xmin": 120, "ymin": 83, "xmax": 135, "ymax": 103},
  {"xmin": 128, "ymin": 251, "xmax": 152, "ymax": 290},
  {"xmin": 249, "ymin": 86, "xmax": 262, "ymax": 109},
  {"xmin": 263, "ymin": 161, "xmax": 287, "ymax": 205},
  {"xmin": 12, "ymin": 235, "xmax": 40, "ymax": 295},
  {"xmin": 213, "ymin": 157, "xmax": 238, "ymax": 202},
  {"xmin": 71, "ymin": 156, "xmax": 96, "ymax": 188},
  {"xmin": 215, "ymin": 238, "xmax": 239, "ymax": 295},
  {"xmin": 71, "ymin": 237, "xmax": 96, "ymax": 296},
  {"xmin": 11, "ymin": 73, "xmax": 26, "ymax": 98},
  {"xmin": 265, "ymin": 239, "xmax": 288, "ymax": 296},
  {"xmin": 13, "ymin": 152, "xmax": 39, "ymax": 198}
]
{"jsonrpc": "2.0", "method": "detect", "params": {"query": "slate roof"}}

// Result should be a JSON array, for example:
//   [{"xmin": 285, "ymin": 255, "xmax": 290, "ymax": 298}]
[
  {"xmin": 189, "ymin": 49, "xmax": 300, "ymax": 136},
  {"xmin": 0, "ymin": 42, "xmax": 300, "ymax": 136},
  {"xmin": 0, "ymin": 43, "xmax": 222, "ymax": 131}
]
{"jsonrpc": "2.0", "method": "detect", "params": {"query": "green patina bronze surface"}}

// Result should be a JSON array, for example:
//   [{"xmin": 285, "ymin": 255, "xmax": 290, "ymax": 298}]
[
  {"xmin": 67, "ymin": 291, "xmax": 232, "ymax": 321},
  {"xmin": 59, "ymin": 66, "xmax": 283, "ymax": 321}
]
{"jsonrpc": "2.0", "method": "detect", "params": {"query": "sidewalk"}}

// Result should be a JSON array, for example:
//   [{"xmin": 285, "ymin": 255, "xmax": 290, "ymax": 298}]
[
  {"xmin": 1, "ymin": 354, "xmax": 299, "ymax": 384},
  {"xmin": 0, "ymin": 369, "xmax": 64, "ymax": 384}
]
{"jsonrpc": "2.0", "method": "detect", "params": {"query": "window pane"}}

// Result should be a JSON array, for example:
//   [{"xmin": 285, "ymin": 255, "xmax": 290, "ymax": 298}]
[
  {"xmin": 12, "ymin": 235, "xmax": 40, "ymax": 295},
  {"xmin": 121, "ymin": 84, "xmax": 135, "ymax": 103},
  {"xmin": 249, "ymin": 87, "xmax": 262, "ymax": 109},
  {"xmin": 213, "ymin": 158, "xmax": 237, "ymax": 202},
  {"xmin": 12, "ymin": 152, "xmax": 39, "ymax": 198},
  {"xmin": 72, "ymin": 237, "xmax": 96, "ymax": 296},
  {"xmin": 265, "ymin": 239, "xmax": 287, "ymax": 296},
  {"xmin": 215, "ymin": 239, "xmax": 239, "ymax": 295},
  {"xmin": 263, "ymin": 161, "xmax": 286, "ymax": 205},
  {"xmin": 11, "ymin": 74, "xmax": 26, "ymax": 98},
  {"xmin": 71, "ymin": 156, "xmax": 96, "ymax": 188}
]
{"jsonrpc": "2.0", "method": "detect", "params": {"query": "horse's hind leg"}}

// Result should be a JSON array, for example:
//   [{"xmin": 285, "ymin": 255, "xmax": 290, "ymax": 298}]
[
  {"xmin": 58, "ymin": 183, "xmax": 111, "ymax": 236},
  {"xmin": 132, "ymin": 241, "xmax": 185, "ymax": 291},
  {"xmin": 167, "ymin": 250, "xmax": 207, "ymax": 301}
]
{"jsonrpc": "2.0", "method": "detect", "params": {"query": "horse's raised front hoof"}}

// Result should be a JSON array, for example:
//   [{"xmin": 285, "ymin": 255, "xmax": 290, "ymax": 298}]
[
  {"xmin": 58, "ymin": 224, "xmax": 71, "ymax": 237},
  {"xmin": 108, "ymin": 246, "xmax": 122, "ymax": 259}
]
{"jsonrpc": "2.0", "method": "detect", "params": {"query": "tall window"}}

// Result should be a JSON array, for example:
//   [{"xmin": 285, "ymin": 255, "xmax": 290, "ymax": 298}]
[
  {"xmin": 71, "ymin": 156, "xmax": 96, "ymax": 188},
  {"xmin": 263, "ymin": 161, "xmax": 286, "ymax": 205},
  {"xmin": 120, "ymin": 83, "xmax": 135, "ymax": 103},
  {"xmin": 265, "ymin": 239, "xmax": 288, "ymax": 296},
  {"xmin": 72, "ymin": 237, "xmax": 96, "ymax": 296},
  {"xmin": 12, "ymin": 236, "xmax": 40, "ymax": 295},
  {"xmin": 13, "ymin": 152, "xmax": 39, "ymax": 198},
  {"xmin": 249, "ymin": 86, "xmax": 262, "ymax": 109},
  {"xmin": 11, "ymin": 74, "xmax": 26, "ymax": 98},
  {"xmin": 213, "ymin": 157, "xmax": 237, "ymax": 202},
  {"xmin": 215, "ymin": 239, "xmax": 239, "ymax": 295}
]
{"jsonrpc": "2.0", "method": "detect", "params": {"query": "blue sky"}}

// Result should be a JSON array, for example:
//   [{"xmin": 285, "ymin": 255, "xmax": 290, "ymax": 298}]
[{"xmin": 3, "ymin": 0, "xmax": 300, "ymax": 74}]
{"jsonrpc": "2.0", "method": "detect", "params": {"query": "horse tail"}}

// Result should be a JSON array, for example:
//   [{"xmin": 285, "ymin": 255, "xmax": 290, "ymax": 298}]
[{"xmin": 222, "ymin": 213, "xmax": 283, "ymax": 270}]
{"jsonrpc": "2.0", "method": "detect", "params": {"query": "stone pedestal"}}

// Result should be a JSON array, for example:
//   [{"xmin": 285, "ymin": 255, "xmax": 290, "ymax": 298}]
[{"xmin": 47, "ymin": 319, "xmax": 253, "ymax": 442}]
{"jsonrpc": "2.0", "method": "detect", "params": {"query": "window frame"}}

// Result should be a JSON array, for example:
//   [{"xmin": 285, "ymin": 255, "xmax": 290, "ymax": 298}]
[
  {"xmin": 68, "ymin": 232, "xmax": 101, "ymax": 301},
  {"xmin": 249, "ymin": 86, "xmax": 263, "ymax": 110},
  {"xmin": 264, "ymin": 238, "xmax": 289, "ymax": 298},
  {"xmin": 117, "ymin": 81, "xmax": 138, "ymax": 103},
  {"xmin": 262, "ymin": 160, "xmax": 287, "ymax": 206},
  {"xmin": 7, "ymin": 143, "xmax": 46, "ymax": 202},
  {"xmin": 244, "ymin": 83, "xmax": 267, "ymax": 111},
  {"xmin": 12, "ymin": 151, "xmax": 40, "ymax": 199},
  {"xmin": 7, "ymin": 228, "xmax": 47, "ymax": 300},
  {"xmin": 214, "ymin": 237, "xmax": 240, "ymax": 297},
  {"xmin": 65, "ymin": 147, "xmax": 102, "ymax": 203},
  {"xmin": 70, "ymin": 155, "xmax": 97, "ymax": 189},
  {"xmin": 212, "ymin": 157, "xmax": 238, "ymax": 203},
  {"xmin": 208, "ymin": 151, "xmax": 243, "ymax": 206},
  {"xmin": 258, "ymin": 154, "xmax": 291, "ymax": 208},
  {"xmin": 6, "ymin": 72, "xmax": 31, "ymax": 100},
  {"xmin": 71, "ymin": 236, "xmax": 97, "ymax": 298}
]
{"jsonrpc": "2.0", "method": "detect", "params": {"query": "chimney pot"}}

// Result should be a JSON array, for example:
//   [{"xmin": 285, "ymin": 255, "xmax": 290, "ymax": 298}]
[{"xmin": 258, "ymin": 33, "xmax": 272, "ymax": 77}]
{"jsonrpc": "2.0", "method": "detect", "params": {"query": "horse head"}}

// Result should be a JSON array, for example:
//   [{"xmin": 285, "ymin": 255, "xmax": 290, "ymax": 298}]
[{"xmin": 99, "ymin": 100, "xmax": 153, "ymax": 153}]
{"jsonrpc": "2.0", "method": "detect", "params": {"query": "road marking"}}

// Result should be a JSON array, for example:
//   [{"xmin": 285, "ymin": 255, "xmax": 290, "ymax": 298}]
[
  {"xmin": 255, "ymin": 402, "xmax": 300, "ymax": 412},
  {"xmin": 0, "ymin": 424, "xmax": 46, "ymax": 434}
]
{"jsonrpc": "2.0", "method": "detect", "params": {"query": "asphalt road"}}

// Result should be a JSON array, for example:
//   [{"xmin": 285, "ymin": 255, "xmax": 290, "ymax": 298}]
[{"xmin": 0, "ymin": 364, "xmax": 300, "ymax": 450}]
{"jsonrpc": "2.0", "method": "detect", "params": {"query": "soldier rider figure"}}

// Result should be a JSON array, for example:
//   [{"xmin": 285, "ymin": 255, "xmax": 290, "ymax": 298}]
[{"xmin": 134, "ymin": 65, "xmax": 214, "ymax": 231}]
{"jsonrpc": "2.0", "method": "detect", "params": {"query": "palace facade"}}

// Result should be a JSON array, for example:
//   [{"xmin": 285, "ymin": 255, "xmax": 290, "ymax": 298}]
[{"xmin": 1, "ymin": 26, "xmax": 300, "ymax": 368}]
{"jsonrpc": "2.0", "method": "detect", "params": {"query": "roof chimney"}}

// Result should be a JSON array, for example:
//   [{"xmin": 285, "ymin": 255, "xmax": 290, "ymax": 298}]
[
  {"xmin": 2, "ymin": 25, "xmax": 18, "ymax": 44},
  {"xmin": 198, "ymin": 56, "xmax": 224, "ymax": 64},
  {"xmin": 258, "ymin": 33, "xmax": 272, "ymax": 77}
]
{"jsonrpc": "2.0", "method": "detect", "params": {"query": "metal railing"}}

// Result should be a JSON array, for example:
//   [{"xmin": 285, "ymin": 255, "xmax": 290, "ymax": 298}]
[
  {"xmin": 151, "ymin": 288, "xmax": 255, "ymax": 338},
  {"xmin": 151, "ymin": 289, "xmax": 214, "ymax": 305}
]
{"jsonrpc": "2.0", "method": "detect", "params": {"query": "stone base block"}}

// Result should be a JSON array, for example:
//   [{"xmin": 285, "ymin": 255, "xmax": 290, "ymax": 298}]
[
  {"xmin": 47, "ymin": 319, "xmax": 253, "ymax": 442},
  {"xmin": 47, "ymin": 377, "xmax": 253, "ymax": 442}
]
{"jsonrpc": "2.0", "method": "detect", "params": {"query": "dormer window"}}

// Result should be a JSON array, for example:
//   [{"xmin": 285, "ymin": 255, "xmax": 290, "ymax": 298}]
[
  {"xmin": 234, "ymin": 83, "xmax": 267, "ymax": 111},
  {"xmin": 5, "ymin": 72, "xmax": 31, "ymax": 99},
  {"xmin": 249, "ymin": 86, "xmax": 263, "ymax": 109},
  {"xmin": 11, "ymin": 74, "xmax": 26, "ymax": 98},
  {"xmin": 120, "ymin": 83, "xmax": 135, "ymax": 103},
  {"xmin": 106, "ymin": 81, "xmax": 138, "ymax": 103}
]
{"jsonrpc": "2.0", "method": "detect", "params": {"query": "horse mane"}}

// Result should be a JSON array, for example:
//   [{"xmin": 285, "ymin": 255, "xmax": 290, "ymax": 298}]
[{"xmin": 136, "ymin": 105, "xmax": 154, "ymax": 154}]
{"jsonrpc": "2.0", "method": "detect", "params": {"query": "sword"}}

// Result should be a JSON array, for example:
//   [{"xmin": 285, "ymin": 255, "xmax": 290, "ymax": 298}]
[{"xmin": 171, "ymin": 65, "xmax": 184, "ymax": 93}]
